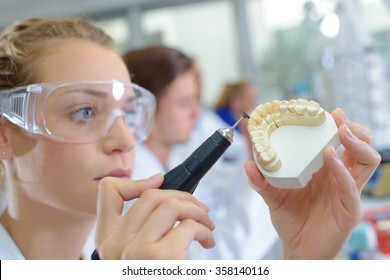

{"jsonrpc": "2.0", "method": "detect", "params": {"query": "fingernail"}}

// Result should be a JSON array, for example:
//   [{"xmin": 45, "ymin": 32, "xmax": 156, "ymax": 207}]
[
  {"xmin": 329, "ymin": 146, "xmax": 341, "ymax": 162},
  {"xmin": 340, "ymin": 109, "xmax": 347, "ymax": 123},
  {"xmin": 344, "ymin": 124, "xmax": 356, "ymax": 141},
  {"xmin": 200, "ymin": 201, "xmax": 210, "ymax": 212},
  {"xmin": 147, "ymin": 173, "xmax": 163, "ymax": 182},
  {"xmin": 330, "ymin": 146, "xmax": 337, "ymax": 157}
]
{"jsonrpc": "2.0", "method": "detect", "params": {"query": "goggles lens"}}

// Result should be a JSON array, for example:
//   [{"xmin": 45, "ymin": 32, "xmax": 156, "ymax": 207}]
[{"xmin": 0, "ymin": 81, "xmax": 156, "ymax": 143}]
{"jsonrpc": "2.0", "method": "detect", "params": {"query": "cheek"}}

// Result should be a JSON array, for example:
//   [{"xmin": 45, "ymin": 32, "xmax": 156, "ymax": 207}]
[
  {"xmin": 13, "ymin": 140, "xmax": 97, "ymax": 196},
  {"xmin": 158, "ymin": 107, "xmax": 194, "ymax": 132},
  {"xmin": 42, "ymin": 144, "xmax": 98, "ymax": 184},
  {"xmin": 13, "ymin": 141, "xmax": 101, "ymax": 213}
]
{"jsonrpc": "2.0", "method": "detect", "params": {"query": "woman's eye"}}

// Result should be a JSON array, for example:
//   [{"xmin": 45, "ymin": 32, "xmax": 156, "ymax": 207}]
[{"xmin": 72, "ymin": 106, "xmax": 94, "ymax": 121}]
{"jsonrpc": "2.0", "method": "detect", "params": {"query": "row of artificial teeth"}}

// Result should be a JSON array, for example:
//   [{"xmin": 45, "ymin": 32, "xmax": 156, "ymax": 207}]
[{"xmin": 248, "ymin": 99, "xmax": 326, "ymax": 172}]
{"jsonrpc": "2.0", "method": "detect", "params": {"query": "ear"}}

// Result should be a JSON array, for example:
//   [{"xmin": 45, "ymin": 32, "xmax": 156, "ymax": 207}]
[{"xmin": 0, "ymin": 118, "xmax": 14, "ymax": 160}]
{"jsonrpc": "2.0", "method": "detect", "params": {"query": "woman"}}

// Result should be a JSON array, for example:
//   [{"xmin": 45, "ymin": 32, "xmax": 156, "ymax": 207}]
[
  {"xmin": 0, "ymin": 17, "xmax": 380, "ymax": 259},
  {"xmin": 0, "ymin": 18, "xmax": 212, "ymax": 260},
  {"xmin": 214, "ymin": 80, "xmax": 257, "ymax": 149}
]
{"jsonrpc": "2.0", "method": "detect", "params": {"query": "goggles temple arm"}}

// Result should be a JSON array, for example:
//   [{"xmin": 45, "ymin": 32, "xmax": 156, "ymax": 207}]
[{"xmin": 0, "ymin": 86, "xmax": 37, "ymax": 132}]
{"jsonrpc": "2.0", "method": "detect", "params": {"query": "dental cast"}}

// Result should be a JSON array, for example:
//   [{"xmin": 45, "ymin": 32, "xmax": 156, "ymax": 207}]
[{"xmin": 247, "ymin": 99, "xmax": 326, "ymax": 172}]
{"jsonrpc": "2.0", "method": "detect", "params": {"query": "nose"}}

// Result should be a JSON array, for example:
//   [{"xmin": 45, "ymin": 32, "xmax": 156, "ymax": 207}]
[{"xmin": 101, "ymin": 116, "xmax": 135, "ymax": 154}]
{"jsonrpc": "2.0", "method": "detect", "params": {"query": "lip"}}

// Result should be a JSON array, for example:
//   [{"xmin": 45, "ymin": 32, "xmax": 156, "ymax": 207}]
[{"xmin": 94, "ymin": 168, "xmax": 131, "ymax": 181}]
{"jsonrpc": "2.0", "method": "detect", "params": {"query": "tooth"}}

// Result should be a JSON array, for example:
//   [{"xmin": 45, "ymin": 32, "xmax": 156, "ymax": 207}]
[
  {"xmin": 263, "ymin": 155, "xmax": 282, "ymax": 172},
  {"xmin": 261, "ymin": 102, "xmax": 278, "ymax": 129},
  {"xmin": 288, "ymin": 99, "xmax": 297, "ymax": 113},
  {"xmin": 258, "ymin": 148, "xmax": 282, "ymax": 172},
  {"xmin": 258, "ymin": 119, "xmax": 273, "ymax": 136},
  {"xmin": 306, "ymin": 101, "xmax": 326, "ymax": 125},
  {"xmin": 259, "ymin": 149, "xmax": 275, "ymax": 164},
  {"xmin": 255, "ymin": 104, "xmax": 268, "ymax": 117},
  {"xmin": 295, "ymin": 99, "xmax": 307, "ymax": 116},
  {"xmin": 272, "ymin": 100, "xmax": 281, "ymax": 112},
  {"xmin": 264, "ymin": 114, "xmax": 277, "ymax": 130},
  {"xmin": 272, "ymin": 111, "xmax": 284, "ymax": 127},
  {"xmin": 307, "ymin": 100, "xmax": 320, "ymax": 117},
  {"xmin": 251, "ymin": 130, "xmax": 267, "ymax": 143},
  {"xmin": 254, "ymin": 140, "xmax": 270, "ymax": 153},
  {"xmin": 264, "ymin": 102, "xmax": 273, "ymax": 114},
  {"xmin": 249, "ymin": 111, "xmax": 263, "ymax": 124},
  {"xmin": 250, "ymin": 129, "xmax": 267, "ymax": 139},
  {"xmin": 280, "ymin": 100, "xmax": 289, "ymax": 113},
  {"xmin": 247, "ymin": 118, "xmax": 258, "ymax": 131}
]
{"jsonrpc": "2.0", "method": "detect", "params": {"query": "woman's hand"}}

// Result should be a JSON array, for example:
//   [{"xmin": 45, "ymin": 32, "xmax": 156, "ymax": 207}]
[
  {"xmin": 244, "ymin": 108, "xmax": 381, "ymax": 259},
  {"xmin": 95, "ymin": 173, "xmax": 215, "ymax": 259}
]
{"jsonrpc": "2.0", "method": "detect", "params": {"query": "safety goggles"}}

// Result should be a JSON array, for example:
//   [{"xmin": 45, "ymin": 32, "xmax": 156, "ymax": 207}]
[{"xmin": 0, "ymin": 80, "xmax": 156, "ymax": 143}]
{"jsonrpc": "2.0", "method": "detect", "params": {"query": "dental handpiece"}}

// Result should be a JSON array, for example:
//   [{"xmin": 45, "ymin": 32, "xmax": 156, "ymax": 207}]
[
  {"xmin": 91, "ymin": 112, "xmax": 249, "ymax": 260},
  {"xmin": 160, "ymin": 112, "xmax": 249, "ymax": 193}
]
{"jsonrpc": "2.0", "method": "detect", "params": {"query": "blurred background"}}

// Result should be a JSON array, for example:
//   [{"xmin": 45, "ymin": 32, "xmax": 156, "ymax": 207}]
[
  {"xmin": 1, "ymin": 0, "xmax": 390, "ymax": 259},
  {"xmin": 2, "ymin": 0, "xmax": 390, "ymax": 149}
]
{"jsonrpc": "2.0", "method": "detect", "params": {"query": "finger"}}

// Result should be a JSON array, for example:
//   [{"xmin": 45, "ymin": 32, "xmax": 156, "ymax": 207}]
[
  {"xmin": 323, "ymin": 146, "xmax": 361, "ymax": 216},
  {"xmin": 137, "ymin": 197, "xmax": 215, "ymax": 242},
  {"xmin": 244, "ymin": 161, "xmax": 267, "ymax": 191},
  {"xmin": 122, "ymin": 189, "xmax": 209, "ymax": 233},
  {"xmin": 244, "ymin": 161, "xmax": 282, "ymax": 209},
  {"xmin": 345, "ymin": 119, "xmax": 373, "ymax": 145},
  {"xmin": 331, "ymin": 108, "xmax": 346, "ymax": 128},
  {"xmin": 162, "ymin": 219, "xmax": 215, "ymax": 257},
  {"xmin": 332, "ymin": 108, "xmax": 373, "ymax": 145},
  {"xmin": 96, "ymin": 173, "xmax": 163, "ymax": 245},
  {"xmin": 121, "ymin": 220, "xmax": 215, "ymax": 260},
  {"xmin": 324, "ymin": 146, "xmax": 356, "ymax": 194},
  {"xmin": 338, "ymin": 124, "xmax": 381, "ymax": 190}
]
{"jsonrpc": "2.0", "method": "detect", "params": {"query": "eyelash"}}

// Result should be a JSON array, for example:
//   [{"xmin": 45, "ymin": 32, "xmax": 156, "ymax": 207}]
[{"xmin": 71, "ymin": 104, "xmax": 97, "ymax": 122}]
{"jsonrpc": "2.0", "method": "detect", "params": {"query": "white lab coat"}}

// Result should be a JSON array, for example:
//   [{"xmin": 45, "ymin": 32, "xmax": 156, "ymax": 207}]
[
  {"xmin": 0, "ymin": 223, "xmax": 25, "ymax": 259},
  {"xmin": 124, "ymin": 109, "xmax": 280, "ymax": 259}
]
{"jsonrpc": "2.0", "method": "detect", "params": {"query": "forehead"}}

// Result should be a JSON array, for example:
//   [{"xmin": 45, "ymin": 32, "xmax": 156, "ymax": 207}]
[
  {"xmin": 36, "ymin": 39, "xmax": 130, "ymax": 83},
  {"xmin": 163, "ymin": 70, "xmax": 198, "ymax": 99}
]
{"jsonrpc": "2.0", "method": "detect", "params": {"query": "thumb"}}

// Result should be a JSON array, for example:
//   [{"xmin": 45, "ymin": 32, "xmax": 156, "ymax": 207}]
[{"xmin": 244, "ymin": 160, "xmax": 281, "ymax": 207}]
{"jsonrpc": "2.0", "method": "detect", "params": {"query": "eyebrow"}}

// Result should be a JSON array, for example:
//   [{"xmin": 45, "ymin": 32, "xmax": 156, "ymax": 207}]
[
  {"xmin": 58, "ymin": 87, "xmax": 137, "ymax": 102},
  {"xmin": 61, "ymin": 88, "xmax": 109, "ymax": 98}
]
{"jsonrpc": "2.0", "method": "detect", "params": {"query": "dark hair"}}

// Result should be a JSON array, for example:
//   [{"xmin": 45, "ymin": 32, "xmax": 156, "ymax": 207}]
[{"xmin": 122, "ymin": 45, "xmax": 196, "ymax": 102}]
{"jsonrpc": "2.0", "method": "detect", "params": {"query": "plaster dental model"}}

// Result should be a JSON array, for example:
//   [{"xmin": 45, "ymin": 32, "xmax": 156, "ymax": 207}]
[{"xmin": 248, "ymin": 99, "xmax": 341, "ymax": 188}]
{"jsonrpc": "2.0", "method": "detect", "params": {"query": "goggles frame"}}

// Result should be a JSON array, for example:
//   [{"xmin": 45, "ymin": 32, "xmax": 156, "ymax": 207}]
[{"xmin": 0, "ymin": 80, "xmax": 156, "ymax": 143}]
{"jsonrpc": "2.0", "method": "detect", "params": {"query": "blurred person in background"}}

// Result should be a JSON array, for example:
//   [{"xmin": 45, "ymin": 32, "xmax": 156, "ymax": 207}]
[
  {"xmin": 214, "ymin": 80, "xmax": 258, "ymax": 150},
  {"xmin": 123, "ymin": 45, "xmax": 281, "ymax": 259}
]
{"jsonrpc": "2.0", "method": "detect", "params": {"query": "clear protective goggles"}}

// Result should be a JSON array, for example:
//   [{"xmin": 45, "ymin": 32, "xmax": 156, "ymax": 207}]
[{"xmin": 0, "ymin": 80, "xmax": 156, "ymax": 143}]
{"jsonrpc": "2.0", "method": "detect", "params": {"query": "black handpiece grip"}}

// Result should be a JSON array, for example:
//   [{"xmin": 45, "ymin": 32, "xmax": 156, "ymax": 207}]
[
  {"xmin": 160, "ymin": 130, "xmax": 231, "ymax": 193},
  {"xmin": 159, "ymin": 164, "xmax": 199, "ymax": 193},
  {"xmin": 92, "ymin": 130, "xmax": 232, "ymax": 260}
]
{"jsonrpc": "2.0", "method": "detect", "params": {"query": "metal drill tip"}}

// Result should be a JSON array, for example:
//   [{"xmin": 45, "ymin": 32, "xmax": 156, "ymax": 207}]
[
  {"xmin": 230, "ymin": 111, "xmax": 249, "ymax": 130},
  {"xmin": 241, "ymin": 111, "xmax": 250, "ymax": 119}
]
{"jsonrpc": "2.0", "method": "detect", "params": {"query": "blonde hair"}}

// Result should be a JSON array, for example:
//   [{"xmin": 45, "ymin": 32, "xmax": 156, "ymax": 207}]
[
  {"xmin": 0, "ymin": 17, "xmax": 115, "ymax": 89},
  {"xmin": 214, "ymin": 80, "xmax": 252, "ymax": 111}
]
